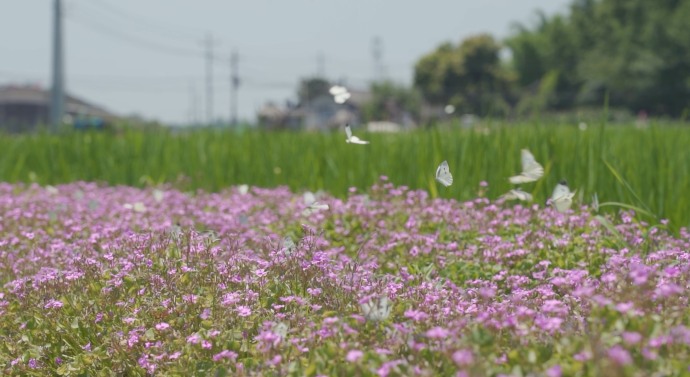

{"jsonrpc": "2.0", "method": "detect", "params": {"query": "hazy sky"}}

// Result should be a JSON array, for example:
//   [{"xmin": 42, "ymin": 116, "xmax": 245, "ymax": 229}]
[{"xmin": 1, "ymin": 0, "xmax": 571, "ymax": 124}]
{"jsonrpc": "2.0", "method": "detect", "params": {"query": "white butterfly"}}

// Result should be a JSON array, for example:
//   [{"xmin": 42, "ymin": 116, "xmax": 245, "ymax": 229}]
[
  {"xmin": 435, "ymin": 160, "xmax": 453, "ymax": 187},
  {"xmin": 238, "ymin": 184, "xmax": 249, "ymax": 195},
  {"xmin": 303, "ymin": 191, "xmax": 316, "ymax": 205},
  {"xmin": 360, "ymin": 295, "xmax": 392, "ymax": 322},
  {"xmin": 271, "ymin": 322, "xmax": 289, "ymax": 338},
  {"xmin": 330, "ymin": 86, "xmax": 351, "ymax": 104},
  {"xmin": 330, "ymin": 86, "xmax": 346, "ymax": 95},
  {"xmin": 124, "ymin": 202, "xmax": 146, "ymax": 213},
  {"xmin": 45, "ymin": 185, "xmax": 59, "ymax": 195},
  {"xmin": 281, "ymin": 236, "xmax": 296, "ymax": 255},
  {"xmin": 152, "ymin": 189, "xmax": 165, "ymax": 202},
  {"xmin": 551, "ymin": 180, "xmax": 577, "ymax": 214},
  {"xmin": 302, "ymin": 202, "xmax": 329, "ymax": 216},
  {"xmin": 500, "ymin": 188, "xmax": 533, "ymax": 202},
  {"xmin": 345, "ymin": 124, "xmax": 369, "ymax": 144},
  {"xmin": 509, "ymin": 149, "xmax": 544, "ymax": 184},
  {"xmin": 592, "ymin": 192, "xmax": 599, "ymax": 212}
]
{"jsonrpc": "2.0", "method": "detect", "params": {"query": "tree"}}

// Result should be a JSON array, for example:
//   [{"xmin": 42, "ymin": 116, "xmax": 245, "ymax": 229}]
[
  {"xmin": 362, "ymin": 81, "xmax": 422, "ymax": 124},
  {"xmin": 506, "ymin": 0, "xmax": 690, "ymax": 116},
  {"xmin": 297, "ymin": 77, "xmax": 331, "ymax": 104},
  {"xmin": 413, "ymin": 34, "xmax": 514, "ymax": 115}
]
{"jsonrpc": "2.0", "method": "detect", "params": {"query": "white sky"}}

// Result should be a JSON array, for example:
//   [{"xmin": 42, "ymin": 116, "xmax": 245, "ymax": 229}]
[{"xmin": 0, "ymin": 0, "xmax": 571, "ymax": 125}]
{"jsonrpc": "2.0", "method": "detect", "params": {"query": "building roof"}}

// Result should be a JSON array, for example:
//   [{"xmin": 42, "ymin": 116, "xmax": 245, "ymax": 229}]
[{"xmin": 0, "ymin": 85, "xmax": 117, "ymax": 119}]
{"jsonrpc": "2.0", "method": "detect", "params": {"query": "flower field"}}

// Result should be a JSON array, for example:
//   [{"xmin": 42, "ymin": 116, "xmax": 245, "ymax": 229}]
[{"xmin": 1, "ymin": 178, "xmax": 690, "ymax": 376}]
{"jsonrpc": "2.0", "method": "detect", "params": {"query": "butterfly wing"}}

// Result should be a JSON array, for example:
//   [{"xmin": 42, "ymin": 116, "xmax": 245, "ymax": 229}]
[
  {"xmin": 552, "ymin": 195, "xmax": 574, "ymax": 213},
  {"xmin": 349, "ymin": 136, "xmax": 369, "ymax": 144},
  {"xmin": 281, "ymin": 236, "xmax": 296, "ymax": 254},
  {"xmin": 520, "ymin": 149, "xmax": 537, "ymax": 171},
  {"xmin": 345, "ymin": 124, "xmax": 353, "ymax": 140},
  {"xmin": 508, "ymin": 174, "xmax": 535, "ymax": 184},
  {"xmin": 435, "ymin": 161, "xmax": 453, "ymax": 187},
  {"xmin": 551, "ymin": 181, "xmax": 571, "ymax": 201},
  {"xmin": 516, "ymin": 190, "xmax": 533, "ymax": 202},
  {"xmin": 303, "ymin": 191, "xmax": 316, "ymax": 205},
  {"xmin": 238, "ymin": 184, "xmax": 249, "ymax": 195},
  {"xmin": 522, "ymin": 162, "xmax": 544, "ymax": 181},
  {"xmin": 552, "ymin": 181, "xmax": 576, "ymax": 213},
  {"xmin": 302, "ymin": 202, "xmax": 329, "ymax": 216},
  {"xmin": 153, "ymin": 189, "xmax": 165, "ymax": 202},
  {"xmin": 500, "ymin": 189, "xmax": 533, "ymax": 202},
  {"xmin": 509, "ymin": 149, "xmax": 543, "ymax": 183},
  {"xmin": 360, "ymin": 300, "xmax": 373, "ymax": 319},
  {"xmin": 500, "ymin": 190, "xmax": 518, "ymax": 200},
  {"xmin": 376, "ymin": 297, "xmax": 390, "ymax": 321}
]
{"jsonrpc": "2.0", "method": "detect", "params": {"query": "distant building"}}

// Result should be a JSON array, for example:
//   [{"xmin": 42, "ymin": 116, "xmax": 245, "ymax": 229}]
[
  {"xmin": 257, "ymin": 89, "xmax": 372, "ymax": 131},
  {"xmin": 0, "ymin": 85, "xmax": 118, "ymax": 133},
  {"xmin": 367, "ymin": 121, "xmax": 402, "ymax": 133}
]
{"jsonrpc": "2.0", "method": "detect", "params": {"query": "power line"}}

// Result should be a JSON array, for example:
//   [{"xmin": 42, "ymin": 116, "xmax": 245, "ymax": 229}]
[
  {"xmin": 65, "ymin": 11, "xmax": 203, "ymax": 58},
  {"xmin": 79, "ymin": 0, "xmax": 206, "ymax": 43}
]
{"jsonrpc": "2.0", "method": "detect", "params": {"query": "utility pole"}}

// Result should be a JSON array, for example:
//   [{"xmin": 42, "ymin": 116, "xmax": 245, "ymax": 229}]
[
  {"xmin": 50, "ymin": 0, "xmax": 65, "ymax": 133},
  {"xmin": 230, "ymin": 50, "xmax": 239, "ymax": 127},
  {"xmin": 201, "ymin": 33, "xmax": 219, "ymax": 126},
  {"xmin": 317, "ymin": 52, "xmax": 325, "ymax": 78},
  {"xmin": 188, "ymin": 81, "xmax": 198, "ymax": 126},
  {"xmin": 372, "ymin": 36, "xmax": 383, "ymax": 82}
]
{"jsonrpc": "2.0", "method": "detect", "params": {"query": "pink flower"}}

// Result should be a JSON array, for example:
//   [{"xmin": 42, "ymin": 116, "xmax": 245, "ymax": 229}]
[
  {"xmin": 452, "ymin": 350, "xmax": 473, "ymax": 366},
  {"xmin": 615, "ymin": 302, "xmax": 635, "ymax": 314},
  {"xmin": 346, "ymin": 350, "xmax": 364, "ymax": 362},
  {"xmin": 83, "ymin": 343, "xmax": 91, "ymax": 351},
  {"xmin": 236, "ymin": 306, "xmax": 251, "ymax": 317},
  {"xmin": 44, "ymin": 299, "xmax": 63, "ymax": 309},
  {"xmin": 608, "ymin": 345, "xmax": 632, "ymax": 365},
  {"xmin": 186, "ymin": 333, "xmax": 202, "ymax": 344},
  {"xmin": 202, "ymin": 340, "xmax": 212, "ymax": 349},
  {"xmin": 168, "ymin": 351, "xmax": 182, "ymax": 360},
  {"xmin": 155, "ymin": 322, "xmax": 170, "ymax": 330},
  {"xmin": 622, "ymin": 331, "xmax": 642, "ymax": 344},
  {"xmin": 546, "ymin": 365, "xmax": 562, "ymax": 377},
  {"xmin": 213, "ymin": 350, "xmax": 238, "ymax": 362},
  {"xmin": 479, "ymin": 181, "xmax": 488, "ymax": 187},
  {"xmin": 254, "ymin": 268, "xmax": 267, "ymax": 277},
  {"xmin": 404, "ymin": 309, "xmax": 428, "ymax": 321},
  {"xmin": 425, "ymin": 326, "xmax": 450, "ymax": 339},
  {"xmin": 123, "ymin": 317, "xmax": 136, "ymax": 324},
  {"xmin": 200, "ymin": 308, "xmax": 211, "ymax": 320}
]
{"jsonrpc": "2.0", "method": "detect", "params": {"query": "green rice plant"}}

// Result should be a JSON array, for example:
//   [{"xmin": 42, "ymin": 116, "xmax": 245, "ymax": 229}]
[{"xmin": 0, "ymin": 121, "xmax": 689, "ymax": 230}]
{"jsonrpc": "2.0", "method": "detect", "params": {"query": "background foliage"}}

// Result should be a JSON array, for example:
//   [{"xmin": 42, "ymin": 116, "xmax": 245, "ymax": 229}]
[{"xmin": 413, "ymin": 0, "xmax": 690, "ymax": 118}]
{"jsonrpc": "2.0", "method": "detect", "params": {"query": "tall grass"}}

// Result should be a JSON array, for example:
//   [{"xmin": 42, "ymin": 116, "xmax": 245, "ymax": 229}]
[{"xmin": 1, "ymin": 122, "xmax": 689, "ymax": 229}]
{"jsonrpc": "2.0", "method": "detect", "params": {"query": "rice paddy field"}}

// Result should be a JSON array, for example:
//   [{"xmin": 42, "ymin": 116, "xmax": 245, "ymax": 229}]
[
  {"xmin": 1, "ymin": 122, "xmax": 690, "ymax": 376},
  {"xmin": 0, "ymin": 123, "xmax": 689, "ymax": 230}
]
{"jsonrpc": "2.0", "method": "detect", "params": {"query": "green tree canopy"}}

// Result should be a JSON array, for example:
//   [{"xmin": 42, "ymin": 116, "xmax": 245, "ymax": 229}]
[
  {"xmin": 362, "ymin": 81, "xmax": 422, "ymax": 123},
  {"xmin": 506, "ymin": 0, "xmax": 690, "ymax": 115},
  {"xmin": 297, "ymin": 77, "xmax": 331, "ymax": 104},
  {"xmin": 413, "ymin": 34, "xmax": 514, "ymax": 115}
]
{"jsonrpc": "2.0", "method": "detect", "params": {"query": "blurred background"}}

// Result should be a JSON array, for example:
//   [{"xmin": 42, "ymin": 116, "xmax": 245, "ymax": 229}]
[{"xmin": 1, "ymin": 0, "xmax": 690, "ymax": 229}]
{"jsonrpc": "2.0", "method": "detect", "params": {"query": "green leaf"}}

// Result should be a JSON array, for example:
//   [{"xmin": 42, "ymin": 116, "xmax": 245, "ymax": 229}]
[
  {"xmin": 594, "ymin": 215, "xmax": 629, "ymax": 248},
  {"xmin": 599, "ymin": 202, "xmax": 655, "ymax": 219}
]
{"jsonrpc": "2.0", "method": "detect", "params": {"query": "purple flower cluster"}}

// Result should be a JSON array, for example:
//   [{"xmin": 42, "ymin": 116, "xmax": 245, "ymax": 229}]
[{"xmin": 0, "ymin": 180, "xmax": 689, "ymax": 375}]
